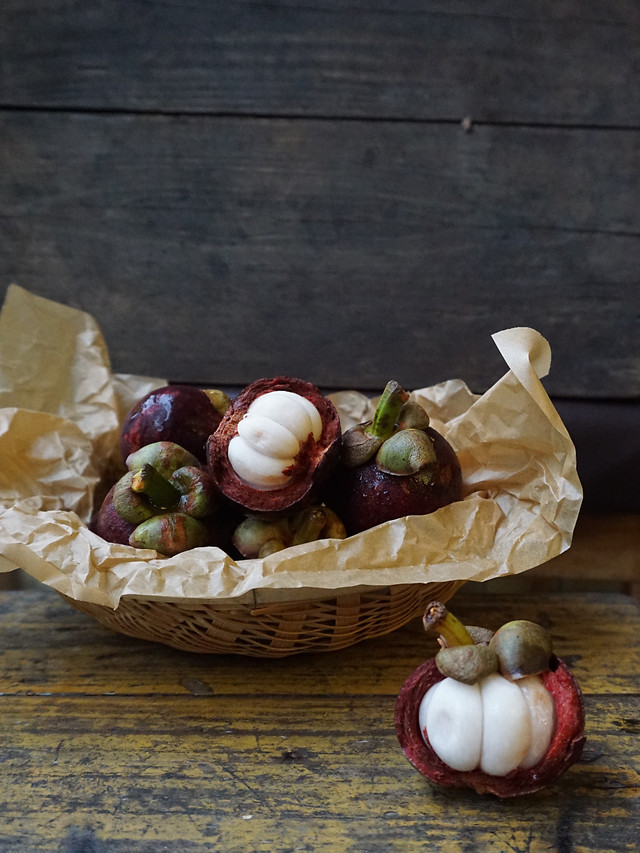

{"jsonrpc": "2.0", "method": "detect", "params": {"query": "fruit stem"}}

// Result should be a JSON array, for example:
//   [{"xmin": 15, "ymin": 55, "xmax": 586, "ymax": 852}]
[
  {"xmin": 423, "ymin": 601, "xmax": 474, "ymax": 647},
  {"xmin": 202, "ymin": 388, "xmax": 232, "ymax": 416},
  {"xmin": 131, "ymin": 463, "xmax": 181, "ymax": 510},
  {"xmin": 291, "ymin": 506, "xmax": 328, "ymax": 545},
  {"xmin": 366, "ymin": 380, "xmax": 410, "ymax": 441}
]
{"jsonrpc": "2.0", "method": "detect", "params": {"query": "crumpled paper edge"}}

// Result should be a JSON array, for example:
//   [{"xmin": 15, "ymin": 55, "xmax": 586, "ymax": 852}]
[{"xmin": 0, "ymin": 286, "xmax": 582, "ymax": 609}]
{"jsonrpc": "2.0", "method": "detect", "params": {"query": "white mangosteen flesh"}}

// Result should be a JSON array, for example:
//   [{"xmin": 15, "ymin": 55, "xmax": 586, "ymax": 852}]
[
  {"xmin": 419, "ymin": 672, "xmax": 556, "ymax": 776},
  {"xmin": 228, "ymin": 391, "xmax": 322, "ymax": 490}
]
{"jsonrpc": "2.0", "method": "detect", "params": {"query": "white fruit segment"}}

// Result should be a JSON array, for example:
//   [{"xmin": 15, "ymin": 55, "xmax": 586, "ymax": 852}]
[
  {"xmin": 228, "ymin": 391, "xmax": 322, "ymax": 490},
  {"xmin": 247, "ymin": 391, "xmax": 323, "ymax": 441},
  {"xmin": 479, "ymin": 673, "xmax": 531, "ymax": 776},
  {"xmin": 237, "ymin": 415, "xmax": 300, "ymax": 459},
  {"xmin": 518, "ymin": 675, "xmax": 557, "ymax": 769},
  {"xmin": 420, "ymin": 679, "xmax": 483, "ymax": 772},
  {"xmin": 228, "ymin": 436, "xmax": 294, "ymax": 490},
  {"xmin": 419, "ymin": 672, "xmax": 556, "ymax": 777}
]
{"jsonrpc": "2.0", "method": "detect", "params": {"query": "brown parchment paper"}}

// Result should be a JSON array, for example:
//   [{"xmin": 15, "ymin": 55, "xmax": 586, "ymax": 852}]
[{"xmin": 0, "ymin": 285, "xmax": 582, "ymax": 608}]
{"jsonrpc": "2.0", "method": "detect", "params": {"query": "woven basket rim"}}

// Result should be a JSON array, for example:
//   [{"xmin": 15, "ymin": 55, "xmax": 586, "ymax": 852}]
[
  {"xmin": 60, "ymin": 579, "xmax": 466, "ymax": 657},
  {"xmin": 106, "ymin": 580, "xmax": 442, "ymax": 608}
]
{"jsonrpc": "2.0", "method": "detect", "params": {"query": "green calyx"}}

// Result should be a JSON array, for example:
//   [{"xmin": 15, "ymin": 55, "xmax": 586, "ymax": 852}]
[
  {"xmin": 424, "ymin": 601, "xmax": 498, "ymax": 684},
  {"xmin": 232, "ymin": 504, "xmax": 347, "ymax": 559},
  {"xmin": 375, "ymin": 428, "xmax": 437, "ymax": 476},
  {"xmin": 171, "ymin": 466, "xmax": 219, "ymax": 518},
  {"xmin": 341, "ymin": 380, "xmax": 435, "ymax": 474},
  {"xmin": 435, "ymin": 644, "xmax": 499, "ymax": 684},
  {"xmin": 131, "ymin": 463, "xmax": 182, "ymax": 508},
  {"xmin": 397, "ymin": 400, "xmax": 431, "ymax": 431},
  {"xmin": 113, "ymin": 441, "xmax": 219, "ymax": 555},
  {"xmin": 489, "ymin": 620, "xmax": 554, "ymax": 680},
  {"xmin": 126, "ymin": 441, "xmax": 201, "ymax": 478},
  {"xmin": 129, "ymin": 513, "xmax": 209, "ymax": 556},
  {"xmin": 423, "ymin": 601, "xmax": 554, "ymax": 685},
  {"xmin": 340, "ymin": 422, "xmax": 384, "ymax": 468},
  {"xmin": 112, "ymin": 471, "xmax": 157, "ymax": 525}
]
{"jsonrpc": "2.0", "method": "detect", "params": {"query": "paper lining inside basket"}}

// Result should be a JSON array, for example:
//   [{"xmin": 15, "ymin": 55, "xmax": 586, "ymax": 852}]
[{"xmin": 0, "ymin": 286, "xmax": 582, "ymax": 608}]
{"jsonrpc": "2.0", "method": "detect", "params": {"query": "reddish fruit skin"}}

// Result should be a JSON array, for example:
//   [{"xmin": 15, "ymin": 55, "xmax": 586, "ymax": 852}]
[
  {"xmin": 120, "ymin": 385, "xmax": 223, "ymax": 463},
  {"xmin": 90, "ymin": 485, "xmax": 137, "ymax": 546},
  {"xmin": 325, "ymin": 428, "xmax": 462, "ymax": 535},
  {"xmin": 206, "ymin": 376, "xmax": 341, "ymax": 518},
  {"xmin": 395, "ymin": 655, "xmax": 586, "ymax": 797}
]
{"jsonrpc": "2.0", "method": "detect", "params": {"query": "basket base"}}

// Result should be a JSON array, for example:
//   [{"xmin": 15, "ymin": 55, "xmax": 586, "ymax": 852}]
[{"xmin": 61, "ymin": 581, "xmax": 466, "ymax": 657}]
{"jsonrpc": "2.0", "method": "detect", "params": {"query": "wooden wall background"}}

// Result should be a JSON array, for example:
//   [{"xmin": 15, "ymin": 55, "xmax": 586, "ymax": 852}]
[{"xmin": 1, "ymin": 0, "xmax": 638, "ymax": 401}]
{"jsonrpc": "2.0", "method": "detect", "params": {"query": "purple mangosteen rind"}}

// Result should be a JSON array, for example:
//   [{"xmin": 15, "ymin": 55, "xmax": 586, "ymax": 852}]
[
  {"xmin": 394, "ymin": 655, "xmax": 586, "ymax": 798},
  {"xmin": 326, "ymin": 427, "xmax": 462, "ymax": 536},
  {"xmin": 89, "ymin": 484, "xmax": 137, "ymax": 546},
  {"xmin": 120, "ymin": 385, "xmax": 224, "ymax": 463},
  {"xmin": 206, "ymin": 376, "xmax": 342, "ymax": 518}
]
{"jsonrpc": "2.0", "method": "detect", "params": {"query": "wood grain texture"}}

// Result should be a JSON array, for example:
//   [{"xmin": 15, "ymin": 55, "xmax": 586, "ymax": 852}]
[
  {"xmin": 1, "ymin": 2, "xmax": 640, "ymax": 396},
  {"xmin": 0, "ymin": 694, "xmax": 637, "ymax": 852},
  {"xmin": 1, "ymin": 591, "xmax": 639, "ymax": 697},
  {"xmin": 0, "ymin": 590, "xmax": 639, "ymax": 851},
  {"xmin": 1, "ymin": 1, "xmax": 640, "ymax": 125},
  {"xmin": 1, "ymin": 110, "xmax": 638, "ymax": 395}
]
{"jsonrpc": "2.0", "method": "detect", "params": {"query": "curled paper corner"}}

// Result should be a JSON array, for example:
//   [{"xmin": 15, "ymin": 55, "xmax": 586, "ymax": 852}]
[
  {"xmin": 492, "ymin": 327, "xmax": 551, "ymax": 381},
  {"xmin": 491, "ymin": 327, "xmax": 572, "ymax": 440}
]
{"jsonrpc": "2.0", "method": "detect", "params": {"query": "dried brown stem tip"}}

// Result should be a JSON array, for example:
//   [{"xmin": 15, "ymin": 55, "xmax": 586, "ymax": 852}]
[{"xmin": 423, "ymin": 601, "xmax": 474, "ymax": 647}]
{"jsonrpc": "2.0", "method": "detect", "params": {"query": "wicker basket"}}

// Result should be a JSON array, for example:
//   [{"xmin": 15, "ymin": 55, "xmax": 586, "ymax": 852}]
[{"xmin": 62, "ymin": 579, "xmax": 465, "ymax": 657}]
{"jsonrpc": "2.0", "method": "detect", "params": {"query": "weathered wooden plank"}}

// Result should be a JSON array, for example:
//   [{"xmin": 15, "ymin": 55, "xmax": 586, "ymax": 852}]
[
  {"xmin": 0, "ymin": 693, "xmax": 637, "ymax": 852},
  {"xmin": 1, "ymin": 112, "xmax": 638, "ymax": 396},
  {"xmin": 1, "ymin": 591, "xmax": 638, "ymax": 697},
  {"xmin": 1, "ymin": 1, "xmax": 640, "ymax": 126},
  {"xmin": 0, "ymin": 590, "xmax": 638, "ymax": 850}
]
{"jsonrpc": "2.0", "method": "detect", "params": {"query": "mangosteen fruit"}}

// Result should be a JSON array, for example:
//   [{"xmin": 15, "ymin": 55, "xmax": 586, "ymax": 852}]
[
  {"xmin": 91, "ymin": 441, "xmax": 226, "ymax": 556},
  {"xmin": 395, "ymin": 601, "xmax": 586, "ymax": 797},
  {"xmin": 324, "ymin": 381, "xmax": 462, "ymax": 535},
  {"xmin": 120, "ymin": 384, "xmax": 231, "ymax": 463},
  {"xmin": 206, "ymin": 376, "xmax": 342, "ymax": 517},
  {"xmin": 232, "ymin": 504, "xmax": 346, "ymax": 558}
]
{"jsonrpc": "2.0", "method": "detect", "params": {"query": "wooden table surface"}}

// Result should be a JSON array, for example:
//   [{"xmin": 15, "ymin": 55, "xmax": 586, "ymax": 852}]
[{"xmin": 1, "ymin": 588, "xmax": 639, "ymax": 852}]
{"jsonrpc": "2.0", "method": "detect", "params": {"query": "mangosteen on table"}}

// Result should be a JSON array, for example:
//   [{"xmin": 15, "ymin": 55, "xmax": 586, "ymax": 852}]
[
  {"xmin": 206, "ymin": 376, "xmax": 342, "ymax": 517},
  {"xmin": 120, "ymin": 384, "xmax": 231, "ymax": 464},
  {"xmin": 395, "ymin": 602, "xmax": 586, "ymax": 798},
  {"xmin": 324, "ymin": 380, "xmax": 462, "ymax": 535}
]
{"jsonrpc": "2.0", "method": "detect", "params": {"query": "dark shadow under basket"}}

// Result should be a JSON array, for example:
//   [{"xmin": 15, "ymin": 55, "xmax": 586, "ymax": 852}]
[{"xmin": 62, "ymin": 579, "xmax": 465, "ymax": 657}]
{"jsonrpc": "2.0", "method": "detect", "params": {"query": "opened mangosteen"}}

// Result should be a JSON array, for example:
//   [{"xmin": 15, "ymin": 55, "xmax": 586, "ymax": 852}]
[
  {"xmin": 120, "ymin": 384, "xmax": 231, "ymax": 463},
  {"xmin": 206, "ymin": 376, "xmax": 342, "ymax": 517},
  {"xmin": 324, "ymin": 381, "xmax": 462, "ymax": 535},
  {"xmin": 395, "ymin": 602, "xmax": 586, "ymax": 798}
]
